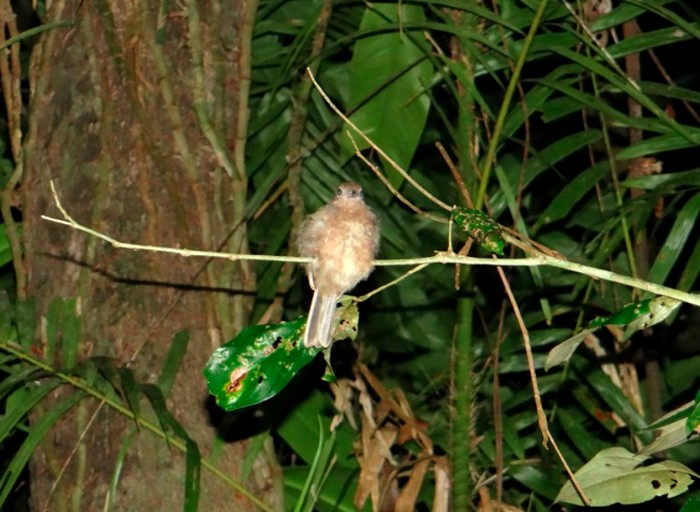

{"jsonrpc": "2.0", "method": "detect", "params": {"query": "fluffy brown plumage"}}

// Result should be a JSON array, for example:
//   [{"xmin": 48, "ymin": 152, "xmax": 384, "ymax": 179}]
[{"xmin": 298, "ymin": 182, "xmax": 380, "ymax": 348}]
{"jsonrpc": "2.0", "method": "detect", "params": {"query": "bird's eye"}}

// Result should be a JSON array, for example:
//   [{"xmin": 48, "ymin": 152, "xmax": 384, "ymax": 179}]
[{"xmin": 336, "ymin": 188, "xmax": 343, "ymax": 196}]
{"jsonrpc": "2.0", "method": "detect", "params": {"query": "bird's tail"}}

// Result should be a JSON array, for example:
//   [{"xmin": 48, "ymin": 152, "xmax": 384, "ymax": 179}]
[{"xmin": 304, "ymin": 291, "xmax": 339, "ymax": 348}]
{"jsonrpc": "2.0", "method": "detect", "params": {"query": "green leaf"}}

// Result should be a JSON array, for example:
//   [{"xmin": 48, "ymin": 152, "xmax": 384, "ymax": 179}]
[
  {"xmin": 608, "ymin": 25, "xmax": 694, "ymax": 59},
  {"xmin": 107, "ymin": 427, "xmax": 138, "ymax": 511},
  {"xmin": 677, "ymin": 235, "xmax": 700, "ymax": 295},
  {"xmin": 622, "ymin": 168, "xmax": 700, "ymax": 191},
  {"xmin": 0, "ymin": 380, "xmax": 61, "ymax": 445},
  {"xmin": 0, "ymin": 391, "xmax": 86, "ymax": 509},
  {"xmin": 43, "ymin": 297, "xmax": 81, "ymax": 369},
  {"xmin": 276, "ymin": 389, "xmax": 357, "ymax": 470},
  {"xmin": 158, "ymin": 329, "xmax": 189, "ymax": 397},
  {"xmin": 591, "ymin": 0, "xmax": 677, "ymax": 31},
  {"xmin": 509, "ymin": 464, "xmax": 562, "ymax": 501},
  {"xmin": 117, "ymin": 367, "xmax": 142, "ymax": 425},
  {"xmin": 293, "ymin": 417, "xmax": 336, "ymax": 512},
  {"xmin": 680, "ymin": 496, "xmax": 700, "ymax": 512},
  {"xmin": 617, "ymin": 131, "xmax": 700, "ymax": 160},
  {"xmin": 576, "ymin": 360, "xmax": 648, "ymax": 434},
  {"xmin": 535, "ymin": 161, "xmax": 610, "ymax": 229},
  {"xmin": 555, "ymin": 447, "xmax": 698, "ymax": 506},
  {"xmin": 0, "ymin": 291, "xmax": 15, "ymax": 341},
  {"xmin": 204, "ymin": 317, "xmax": 320, "ymax": 411},
  {"xmin": 343, "ymin": 3, "xmax": 433, "ymax": 186},
  {"xmin": 648, "ymin": 192, "xmax": 700, "ymax": 287},
  {"xmin": 15, "ymin": 299, "xmax": 35, "ymax": 350},
  {"xmin": 284, "ymin": 466, "xmax": 360, "ymax": 512},
  {"xmin": 0, "ymin": 224, "xmax": 17, "ymax": 267},
  {"xmin": 62, "ymin": 299, "xmax": 81, "ymax": 369},
  {"xmin": 0, "ymin": 366, "xmax": 44, "ymax": 403},
  {"xmin": 557, "ymin": 407, "xmax": 610, "ymax": 460},
  {"xmin": 640, "ymin": 416, "xmax": 691, "ymax": 456},
  {"xmin": 687, "ymin": 389, "xmax": 700, "ymax": 434},
  {"xmin": 588, "ymin": 296, "xmax": 681, "ymax": 340},
  {"xmin": 141, "ymin": 384, "xmax": 200, "ymax": 512},
  {"xmin": 205, "ymin": 301, "xmax": 360, "ymax": 411},
  {"xmin": 639, "ymin": 81, "xmax": 700, "ymax": 105}
]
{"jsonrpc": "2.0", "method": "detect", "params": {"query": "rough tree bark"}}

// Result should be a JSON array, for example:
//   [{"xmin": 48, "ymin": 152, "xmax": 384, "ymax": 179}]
[{"xmin": 21, "ymin": 1, "xmax": 282, "ymax": 510}]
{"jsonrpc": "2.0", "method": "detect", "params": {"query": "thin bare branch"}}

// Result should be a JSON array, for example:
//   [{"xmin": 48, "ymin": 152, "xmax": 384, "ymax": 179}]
[
  {"xmin": 349, "ymin": 133, "xmax": 449, "ymax": 224},
  {"xmin": 495, "ymin": 263, "xmax": 591, "ymax": 504},
  {"xmin": 306, "ymin": 67, "xmax": 453, "ymax": 212},
  {"xmin": 43, "ymin": 181, "xmax": 700, "ymax": 308}
]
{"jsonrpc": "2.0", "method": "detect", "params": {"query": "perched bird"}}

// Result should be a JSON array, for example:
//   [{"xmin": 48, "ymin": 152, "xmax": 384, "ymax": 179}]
[{"xmin": 298, "ymin": 182, "xmax": 380, "ymax": 348}]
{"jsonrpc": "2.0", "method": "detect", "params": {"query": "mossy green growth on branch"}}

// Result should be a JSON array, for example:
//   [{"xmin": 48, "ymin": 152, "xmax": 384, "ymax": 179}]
[{"xmin": 452, "ymin": 207, "xmax": 505, "ymax": 256}]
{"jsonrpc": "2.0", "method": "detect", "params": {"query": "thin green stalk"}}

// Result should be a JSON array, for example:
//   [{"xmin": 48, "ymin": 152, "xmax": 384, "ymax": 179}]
[
  {"xmin": 451, "ymin": 281, "xmax": 475, "ymax": 511},
  {"xmin": 475, "ymin": 0, "xmax": 550, "ymax": 210},
  {"xmin": 449, "ymin": 8, "xmax": 480, "ymax": 508}
]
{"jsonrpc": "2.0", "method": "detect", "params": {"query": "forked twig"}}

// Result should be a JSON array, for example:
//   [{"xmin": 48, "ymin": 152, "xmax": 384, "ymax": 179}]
[
  {"xmin": 306, "ymin": 68, "xmax": 452, "ymax": 212},
  {"xmin": 43, "ymin": 181, "xmax": 309, "ymax": 265},
  {"xmin": 349, "ymin": 133, "xmax": 449, "ymax": 224}
]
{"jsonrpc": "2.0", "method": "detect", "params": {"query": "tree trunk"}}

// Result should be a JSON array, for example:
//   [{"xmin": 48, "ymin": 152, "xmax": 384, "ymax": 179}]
[{"xmin": 21, "ymin": 1, "xmax": 281, "ymax": 510}]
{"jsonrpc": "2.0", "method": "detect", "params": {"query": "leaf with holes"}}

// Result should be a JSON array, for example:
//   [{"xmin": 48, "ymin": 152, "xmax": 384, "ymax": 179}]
[
  {"xmin": 204, "ymin": 318, "xmax": 316, "ymax": 411},
  {"xmin": 588, "ymin": 296, "xmax": 681, "ymax": 340},
  {"xmin": 555, "ymin": 447, "xmax": 698, "ymax": 506},
  {"xmin": 204, "ymin": 302, "xmax": 360, "ymax": 411}
]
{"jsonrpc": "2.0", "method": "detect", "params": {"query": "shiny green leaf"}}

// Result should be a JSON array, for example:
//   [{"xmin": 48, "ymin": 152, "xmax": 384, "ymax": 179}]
[
  {"xmin": 205, "ymin": 302, "xmax": 360, "ymax": 411},
  {"xmin": 588, "ymin": 296, "xmax": 681, "ymax": 339},
  {"xmin": 205, "ymin": 318, "xmax": 320, "ymax": 412}
]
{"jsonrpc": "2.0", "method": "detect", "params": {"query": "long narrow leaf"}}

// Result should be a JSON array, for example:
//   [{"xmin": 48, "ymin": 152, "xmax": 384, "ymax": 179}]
[
  {"xmin": 647, "ymin": 192, "xmax": 700, "ymax": 286},
  {"xmin": 141, "ymin": 384, "xmax": 200, "ymax": 512},
  {"xmin": 0, "ymin": 379, "xmax": 61, "ymax": 445},
  {"xmin": 0, "ymin": 391, "xmax": 86, "ymax": 508},
  {"xmin": 158, "ymin": 330, "xmax": 189, "ymax": 397},
  {"xmin": 106, "ymin": 427, "xmax": 138, "ymax": 511}
]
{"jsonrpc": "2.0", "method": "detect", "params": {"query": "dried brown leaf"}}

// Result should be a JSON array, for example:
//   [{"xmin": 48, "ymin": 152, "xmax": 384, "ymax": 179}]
[{"xmin": 395, "ymin": 458, "xmax": 430, "ymax": 512}]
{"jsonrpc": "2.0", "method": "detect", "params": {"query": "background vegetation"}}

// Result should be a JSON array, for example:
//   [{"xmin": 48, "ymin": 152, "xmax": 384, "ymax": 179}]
[{"xmin": 1, "ymin": 0, "xmax": 700, "ymax": 510}]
